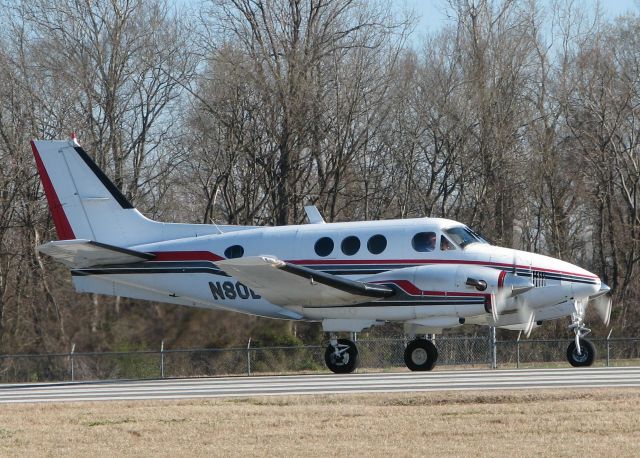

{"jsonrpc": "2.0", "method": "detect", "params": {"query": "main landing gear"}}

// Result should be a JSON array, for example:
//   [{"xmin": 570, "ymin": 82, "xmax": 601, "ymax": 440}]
[
  {"xmin": 404, "ymin": 338, "xmax": 438, "ymax": 371},
  {"xmin": 324, "ymin": 336, "xmax": 439, "ymax": 373},
  {"xmin": 324, "ymin": 337, "xmax": 359, "ymax": 374}
]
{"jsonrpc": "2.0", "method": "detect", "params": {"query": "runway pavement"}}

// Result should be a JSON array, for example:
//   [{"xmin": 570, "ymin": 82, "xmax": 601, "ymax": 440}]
[{"xmin": 1, "ymin": 366, "xmax": 639, "ymax": 404}]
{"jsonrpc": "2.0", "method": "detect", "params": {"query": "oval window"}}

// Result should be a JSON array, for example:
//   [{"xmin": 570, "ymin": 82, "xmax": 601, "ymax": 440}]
[
  {"xmin": 412, "ymin": 232, "xmax": 437, "ymax": 252},
  {"xmin": 224, "ymin": 245, "xmax": 244, "ymax": 259},
  {"xmin": 367, "ymin": 234, "xmax": 387, "ymax": 254},
  {"xmin": 341, "ymin": 236, "xmax": 360, "ymax": 256},
  {"xmin": 314, "ymin": 237, "xmax": 334, "ymax": 257}
]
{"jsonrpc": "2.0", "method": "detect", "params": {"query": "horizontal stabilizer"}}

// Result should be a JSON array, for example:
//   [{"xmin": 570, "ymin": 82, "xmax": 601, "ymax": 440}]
[
  {"xmin": 216, "ymin": 256, "xmax": 394, "ymax": 307},
  {"xmin": 38, "ymin": 239, "xmax": 154, "ymax": 268}
]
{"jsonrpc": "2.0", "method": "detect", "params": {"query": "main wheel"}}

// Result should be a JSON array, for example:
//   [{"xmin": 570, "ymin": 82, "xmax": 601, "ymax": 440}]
[
  {"xmin": 325, "ymin": 338, "xmax": 359, "ymax": 374},
  {"xmin": 567, "ymin": 338, "xmax": 596, "ymax": 367},
  {"xmin": 404, "ymin": 339, "xmax": 438, "ymax": 371}
]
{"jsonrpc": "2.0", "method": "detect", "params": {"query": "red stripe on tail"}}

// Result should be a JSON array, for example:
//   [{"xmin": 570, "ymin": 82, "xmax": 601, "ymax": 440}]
[{"xmin": 31, "ymin": 141, "xmax": 75, "ymax": 240}]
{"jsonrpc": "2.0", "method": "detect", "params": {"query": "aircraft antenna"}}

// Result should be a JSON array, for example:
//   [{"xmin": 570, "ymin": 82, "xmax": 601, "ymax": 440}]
[{"xmin": 210, "ymin": 220, "xmax": 223, "ymax": 234}]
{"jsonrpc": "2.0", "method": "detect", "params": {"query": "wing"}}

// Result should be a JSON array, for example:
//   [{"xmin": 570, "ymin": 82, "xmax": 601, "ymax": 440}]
[
  {"xmin": 216, "ymin": 256, "xmax": 394, "ymax": 307},
  {"xmin": 38, "ymin": 239, "xmax": 154, "ymax": 268}
]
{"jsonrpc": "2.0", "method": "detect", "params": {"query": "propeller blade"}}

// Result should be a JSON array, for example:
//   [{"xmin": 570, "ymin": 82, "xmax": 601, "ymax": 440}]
[
  {"xmin": 493, "ymin": 288, "xmax": 510, "ymax": 316},
  {"xmin": 517, "ymin": 300, "xmax": 535, "ymax": 338},
  {"xmin": 588, "ymin": 283, "xmax": 612, "ymax": 327},
  {"xmin": 490, "ymin": 293, "xmax": 498, "ymax": 323},
  {"xmin": 593, "ymin": 294, "xmax": 612, "ymax": 327}
]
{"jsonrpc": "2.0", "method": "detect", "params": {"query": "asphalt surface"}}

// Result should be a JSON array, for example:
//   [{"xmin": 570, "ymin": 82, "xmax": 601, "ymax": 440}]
[{"xmin": 1, "ymin": 367, "xmax": 639, "ymax": 404}]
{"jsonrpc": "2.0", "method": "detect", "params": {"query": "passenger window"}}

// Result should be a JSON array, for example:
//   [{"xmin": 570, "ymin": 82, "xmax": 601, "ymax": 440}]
[
  {"xmin": 412, "ymin": 232, "xmax": 437, "ymax": 252},
  {"xmin": 440, "ymin": 236, "xmax": 455, "ymax": 251},
  {"xmin": 367, "ymin": 234, "xmax": 387, "ymax": 254},
  {"xmin": 224, "ymin": 245, "xmax": 244, "ymax": 258},
  {"xmin": 314, "ymin": 237, "xmax": 334, "ymax": 257},
  {"xmin": 341, "ymin": 236, "xmax": 360, "ymax": 256}
]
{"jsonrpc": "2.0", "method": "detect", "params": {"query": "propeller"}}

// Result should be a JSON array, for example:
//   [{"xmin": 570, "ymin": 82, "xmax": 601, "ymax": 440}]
[
  {"xmin": 517, "ymin": 298, "xmax": 535, "ymax": 338},
  {"xmin": 492, "ymin": 273, "xmax": 534, "ymax": 318},
  {"xmin": 589, "ymin": 283, "xmax": 612, "ymax": 327}
]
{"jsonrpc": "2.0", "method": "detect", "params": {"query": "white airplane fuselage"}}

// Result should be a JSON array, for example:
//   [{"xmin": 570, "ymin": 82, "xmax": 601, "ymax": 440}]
[{"xmin": 72, "ymin": 217, "xmax": 601, "ymax": 331}]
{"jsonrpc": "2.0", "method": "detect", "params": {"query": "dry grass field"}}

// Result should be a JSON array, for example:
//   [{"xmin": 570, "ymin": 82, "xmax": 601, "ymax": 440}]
[{"xmin": 0, "ymin": 389, "xmax": 639, "ymax": 457}]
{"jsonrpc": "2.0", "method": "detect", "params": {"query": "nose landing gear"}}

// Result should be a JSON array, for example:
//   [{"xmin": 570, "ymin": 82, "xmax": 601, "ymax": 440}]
[
  {"xmin": 567, "ymin": 338, "xmax": 596, "ymax": 367},
  {"xmin": 567, "ymin": 300, "xmax": 596, "ymax": 367}
]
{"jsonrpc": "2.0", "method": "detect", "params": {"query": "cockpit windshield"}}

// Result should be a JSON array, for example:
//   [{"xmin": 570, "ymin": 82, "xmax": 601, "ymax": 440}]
[{"xmin": 443, "ymin": 226, "xmax": 489, "ymax": 248}]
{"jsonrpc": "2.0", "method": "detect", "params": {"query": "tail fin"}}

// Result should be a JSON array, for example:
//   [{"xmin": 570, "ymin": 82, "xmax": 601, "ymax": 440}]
[{"xmin": 31, "ymin": 139, "xmax": 218, "ymax": 247}]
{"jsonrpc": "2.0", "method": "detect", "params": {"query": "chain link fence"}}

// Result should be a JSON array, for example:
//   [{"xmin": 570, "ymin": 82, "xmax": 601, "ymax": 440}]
[{"xmin": 1, "ymin": 335, "xmax": 639, "ymax": 384}]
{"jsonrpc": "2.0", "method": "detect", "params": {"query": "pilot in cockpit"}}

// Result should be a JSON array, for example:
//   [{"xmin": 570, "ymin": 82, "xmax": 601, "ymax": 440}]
[{"xmin": 441, "ymin": 236, "xmax": 454, "ymax": 251}]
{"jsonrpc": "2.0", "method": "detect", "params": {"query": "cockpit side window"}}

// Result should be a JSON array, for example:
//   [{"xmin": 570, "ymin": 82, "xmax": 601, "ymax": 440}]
[
  {"xmin": 412, "ymin": 232, "xmax": 437, "ymax": 252},
  {"xmin": 440, "ymin": 236, "xmax": 455, "ymax": 251}
]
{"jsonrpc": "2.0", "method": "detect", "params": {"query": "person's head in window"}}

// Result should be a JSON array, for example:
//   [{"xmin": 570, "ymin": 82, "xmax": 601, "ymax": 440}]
[
  {"xmin": 412, "ymin": 232, "xmax": 437, "ymax": 252},
  {"xmin": 427, "ymin": 232, "xmax": 437, "ymax": 251}
]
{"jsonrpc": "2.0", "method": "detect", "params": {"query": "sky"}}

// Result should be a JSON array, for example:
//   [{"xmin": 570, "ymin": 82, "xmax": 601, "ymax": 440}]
[{"xmin": 403, "ymin": 0, "xmax": 639, "ymax": 36}]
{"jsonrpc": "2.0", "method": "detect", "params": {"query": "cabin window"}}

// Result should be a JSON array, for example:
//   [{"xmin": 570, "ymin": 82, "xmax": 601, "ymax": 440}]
[
  {"xmin": 440, "ymin": 236, "xmax": 455, "ymax": 251},
  {"xmin": 367, "ymin": 234, "xmax": 387, "ymax": 254},
  {"xmin": 224, "ymin": 245, "xmax": 244, "ymax": 258},
  {"xmin": 341, "ymin": 236, "xmax": 360, "ymax": 256},
  {"xmin": 412, "ymin": 232, "xmax": 437, "ymax": 252},
  {"xmin": 314, "ymin": 237, "xmax": 334, "ymax": 257}
]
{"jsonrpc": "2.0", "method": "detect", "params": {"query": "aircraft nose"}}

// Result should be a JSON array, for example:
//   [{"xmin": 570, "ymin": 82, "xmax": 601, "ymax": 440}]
[
  {"xmin": 501, "ymin": 273, "xmax": 534, "ymax": 297},
  {"xmin": 592, "ymin": 282, "xmax": 610, "ymax": 298}
]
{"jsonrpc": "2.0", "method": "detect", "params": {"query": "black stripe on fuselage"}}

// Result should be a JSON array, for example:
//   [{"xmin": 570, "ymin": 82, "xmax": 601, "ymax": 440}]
[
  {"xmin": 70, "ymin": 260, "xmax": 597, "ymax": 286},
  {"xmin": 71, "ymin": 261, "xmax": 228, "ymax": 277}
]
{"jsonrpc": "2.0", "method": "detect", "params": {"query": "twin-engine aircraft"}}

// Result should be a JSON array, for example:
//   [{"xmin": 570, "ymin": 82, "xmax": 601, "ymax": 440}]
[{"xmin": 32, "ymin": 138, "xmax": 612, "ymax": 373}]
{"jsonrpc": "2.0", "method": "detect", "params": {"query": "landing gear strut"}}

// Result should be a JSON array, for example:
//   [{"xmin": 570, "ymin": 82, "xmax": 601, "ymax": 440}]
[
  {"xmin": 567, "ymin": 301, "xmax": 596, "ymax": 367},
  {"xmin": 404, "ymin": 338, "xmax": 438, "ymax": 371},
  {"xmin": 324, "ymin": 337, "xmax": 359, "ymax": 374}
]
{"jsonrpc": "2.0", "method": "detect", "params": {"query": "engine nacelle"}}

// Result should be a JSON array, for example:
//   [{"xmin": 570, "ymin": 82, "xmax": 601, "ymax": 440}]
[
  {"xmin": 364, "ymin": 264, "xmax": 534, "ymax": 318},
  {"xmin": 367, "ymin": 264, "xmax": 531, "ymax": 294}
]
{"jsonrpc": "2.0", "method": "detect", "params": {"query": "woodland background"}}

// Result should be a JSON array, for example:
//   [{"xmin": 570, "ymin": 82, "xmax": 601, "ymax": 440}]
[{"xmin": 0, "ymin": 0, "xmax": 638, "ymax": 354}]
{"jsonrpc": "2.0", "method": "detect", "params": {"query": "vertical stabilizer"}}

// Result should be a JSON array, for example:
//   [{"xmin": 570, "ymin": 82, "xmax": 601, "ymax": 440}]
[{"xmin": 31, "ymin": 139, "xmax": 219, "ymax": 246}]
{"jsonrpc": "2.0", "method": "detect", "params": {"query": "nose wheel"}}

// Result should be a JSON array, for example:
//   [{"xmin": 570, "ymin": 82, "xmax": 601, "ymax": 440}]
[
  {"xmin": 567, "ymin": 338, "xmax": 596, "ymax": 367},
  {"xmin": 325, "ymin": 337, "xmax": 359, "ymax": 373}
]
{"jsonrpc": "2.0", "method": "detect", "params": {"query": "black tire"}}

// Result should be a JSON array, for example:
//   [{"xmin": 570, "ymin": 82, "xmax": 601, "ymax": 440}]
[
  {"xmin": 325, "ymin": 338, "xmax": 359, "ymax": 374},
  {"xmin": 404, "ymin": 339, "xmax": 438, "ymax": 371},
  {"xmin": 567, "ymin": 338, "xmax": 596, "ymax": 367}
]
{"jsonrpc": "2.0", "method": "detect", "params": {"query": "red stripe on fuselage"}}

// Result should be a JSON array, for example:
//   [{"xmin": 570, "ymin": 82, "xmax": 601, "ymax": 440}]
[
  {"xmin": 288, "ymin": 258, "xmax": 597, "ymax": 279},
  {"xmin": 30, "ymin": 141, "xmax": 75, "ymax": 240},
  {"xmin": 140, "ymin": 253, "xmax": 595, "ymax": 281}
]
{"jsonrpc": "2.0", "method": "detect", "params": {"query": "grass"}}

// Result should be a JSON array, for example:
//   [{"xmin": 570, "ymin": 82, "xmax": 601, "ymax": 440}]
[{"xmin": 0, "ymin": 389, "xmax": 639, "ymax": 457}]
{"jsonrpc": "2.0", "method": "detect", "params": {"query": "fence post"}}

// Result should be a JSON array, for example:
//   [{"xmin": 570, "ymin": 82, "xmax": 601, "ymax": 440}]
[
  {"xmin": 70, "ymin": 343, "xmax": 75, "ymax": 382},
  {"xmin": 490, "ymin": 327, "xmax": 497, "ymax": 369},
  {"xmin": 516, "ymin": 331, "xmax": 522, "ymax": 369},
  {"xmin": 606, "ymin": 329, "xmax": 613, "ymax": 367},
  {"xmin": 160, "ymin": 340, "xmax": 165, "ymax": 379},
  {"xmin": 247, "ymin": 337, "xmax": 252, "ymax": 376}
]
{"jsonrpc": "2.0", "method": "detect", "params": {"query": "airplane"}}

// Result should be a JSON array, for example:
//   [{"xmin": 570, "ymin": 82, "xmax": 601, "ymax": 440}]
[{"xmin": 31, "ymin": 137, "xmax": 612, "ymax": 374}]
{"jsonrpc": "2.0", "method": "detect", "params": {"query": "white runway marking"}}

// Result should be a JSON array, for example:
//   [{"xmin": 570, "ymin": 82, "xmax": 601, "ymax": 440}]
[{"xmin": 1, "ymin": 367, "xmax": 639, "ymax": 404}]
